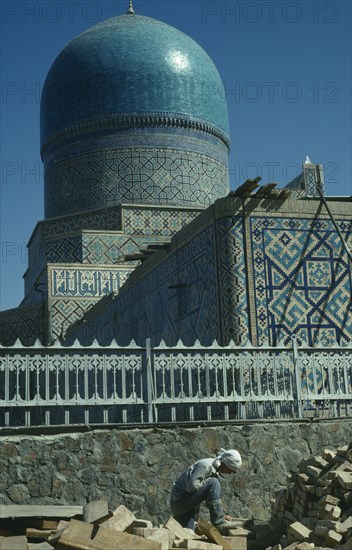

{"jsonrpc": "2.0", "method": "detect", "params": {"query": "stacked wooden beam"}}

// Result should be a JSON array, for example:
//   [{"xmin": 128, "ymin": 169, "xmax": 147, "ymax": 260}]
[
  {"xmin": 268, "ymin": 444, "xmax": 352, "ymax": 549},
  {"xmin": 0, "ymin": 502, "xmax": 248, "ymax": 550}
]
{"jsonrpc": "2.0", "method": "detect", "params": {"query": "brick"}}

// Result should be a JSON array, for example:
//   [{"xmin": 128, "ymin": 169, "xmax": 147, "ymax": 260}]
[
  {"xmin": 336, "ymin": 461, "xmax": 352, "ymax": 472},
  {"xmin": 337, "ymin": 471, "xmax": 352, "ymax": 490},
  {"xmin": 0, "ymin": 536, "xmax": 28, "ymax": 550},
  {"xmin": 288, "ymin": 522, "xmax": 312, "ymax": 542},
  {"xmin": 100, "ymin": 504, "xmax": 135, "ymax": 531},
  {"xmin": 322, "ymin": 449, "xmax": 336, "ymax": 462},
  {"xmin": 309, "ymin": 456, "xmax": 329, "ymax": 470},
  {"xmin": 323, "ymin": 529, "xmax": 343, "ymax": 547},
  {"xmin": 318, "ymin": 503, "xmax": 341, "ymax": 520},
  {"xmin": 337, "ymin": 515, "xmax": 352, "ymax": 534},
  {"xmin": 314, "ymin": 523, "xmax": 329, "ymax": 537},
  {"xmin": 83, "ymin": 500, "xmax": 109, "ymax": 523},
  {"xmin": 305, "ymin": 465, "xmax": 322, "ymax": 478},
  {"xmin": 318, "ymin": 494, "xmax": 340, "ymax": 507},
  {"xmin": 337, "ymin": 446, "xmax": 349, "ymax": 456}
]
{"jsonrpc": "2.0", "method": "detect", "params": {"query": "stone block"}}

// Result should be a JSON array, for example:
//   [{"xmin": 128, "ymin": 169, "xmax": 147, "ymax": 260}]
[
  {"xmin": 26, "ymin": 527, "xmax": 55, "ymax": 539},
  {"xmin": 146, "ymin": 528, "xmax": 169, "ymax": 550},
  {"xmin": 100, "ymin": 504, "xmax": 135, "ymax": 531},
  {"xmin": 0, "ymin": 536, "xmax": 28, "ymax": 550},
  {"xmin": 177, "ymin": 541, "xmax": 223, "ymax": 549},
  {"xmin": 56, "ymin": 519, "xmax": 162, "ymax": 550},
  {"xmin": 28, "ymin": 543, "xmax": 54, "ymax": 550},
  {"xmin": 226, "ymin": 528, "xmax": 250, "ymax": 537},
  {"xmin": 133, "ymin": 527, "xmax": 159, "ymax": 538},
  {"xmin": 288, "ymin": 521, "xmax": 312, "ymax": 542},
  {"xmin": 337, "ymin": 472, "xmax": 352, "ymax": 490},
  {"xmin": 222, "ymin": 536, "xmax": 247, "ymax": 550},
  {"xmin": 323, "ymin": 529, "xmax": 343, "ymax": 547},
  {"xmin": 83, "ymin": 500, "xmax": 109, "ymax": 523},
  {"xmin": 127, "ymin": 519, "xmax": 153, "ymax": 532},
  {"xmin": 164, "ymin": 517, "xmax": 200, "ymax": 540},
  {"xmin": 196, "ymin": 519, "xmax": 232, "ymax": 550}
]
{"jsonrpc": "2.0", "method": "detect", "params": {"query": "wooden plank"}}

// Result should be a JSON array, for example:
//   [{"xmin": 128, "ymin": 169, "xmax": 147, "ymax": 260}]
[
  {"xmin": 26, "ymin": 527, "xmax": 55, "ymax": 539},
  {"xmin": 0, "ymin": 505, "xmax": 82, "ymax": 519},
  {"xmin": 27, "ymin": 519, "xmax": 59, "ymax": 529},
  {"xmin": 56, "ymin": 519, "xmax": 162, "ymax": 550},
  {"xmin": 28, "ymin": 544, "xmax": 54, "ymax": 550},
  {"xmin": 196, "ymin": 519, "xmax": 232, "ymax": 550}
]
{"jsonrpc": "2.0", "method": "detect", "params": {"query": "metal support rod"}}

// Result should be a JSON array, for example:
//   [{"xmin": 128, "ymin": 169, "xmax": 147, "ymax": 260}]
[
  {"xmin": 146, "ymin": 338, "xmax": 156, "ymax": 422},
  {"xmin": 315, "ymin": 176, "xmax": 352, "ymax": 264},
  {"xmin": 292, "ymin": 337, "xmax": 303, "ymax": 418}
]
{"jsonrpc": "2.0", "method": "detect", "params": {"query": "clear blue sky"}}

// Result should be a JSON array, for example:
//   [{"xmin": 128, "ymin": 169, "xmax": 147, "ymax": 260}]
[{"xmin": 1, "ymin": 0, "xmax": 351, "ymax": 311}]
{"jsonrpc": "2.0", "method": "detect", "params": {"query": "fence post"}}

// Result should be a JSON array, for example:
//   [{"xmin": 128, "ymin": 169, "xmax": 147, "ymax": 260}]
[
  {"xmin": 292, "ymin": 337, "xmax": 303, "ymax": 418},
  {"xmin": 146, "ymin": 338, "xmax": 155, "ymax": 423}
]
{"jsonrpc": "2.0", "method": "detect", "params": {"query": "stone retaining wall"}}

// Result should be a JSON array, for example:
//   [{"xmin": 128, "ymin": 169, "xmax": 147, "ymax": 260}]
[{"xmin": 1, "ymin": 420, "xmax": 351, "ymax": 526}]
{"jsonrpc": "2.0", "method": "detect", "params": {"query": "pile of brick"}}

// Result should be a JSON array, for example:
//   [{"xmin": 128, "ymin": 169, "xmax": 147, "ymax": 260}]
[
  {"xmin": 0, "ymin": 501, "xmax": 248, "ymax": 550},
  {"xmin": 268, "ymin": 444, "xmax": 352, "ymax": 550}
]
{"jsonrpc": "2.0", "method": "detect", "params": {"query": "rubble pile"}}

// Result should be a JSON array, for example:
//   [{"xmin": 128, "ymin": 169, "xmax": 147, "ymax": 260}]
[
  {"xmin": 0, "ymin": 502, "xmax": 248, "ymax": 550},
  {"xmin": 268, "ymin": 444, "xmax": 352, "ymax": 550}
]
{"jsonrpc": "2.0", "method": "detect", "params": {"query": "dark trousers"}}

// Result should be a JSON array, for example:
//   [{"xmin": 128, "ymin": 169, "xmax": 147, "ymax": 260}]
[{"xmin": 170, "ymin": 477, "xmax": 221, "ymax": 530}]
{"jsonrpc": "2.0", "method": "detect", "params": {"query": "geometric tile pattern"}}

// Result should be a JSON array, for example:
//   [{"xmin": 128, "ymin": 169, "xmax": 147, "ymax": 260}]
[
  {"xmin": 48, "ymin": 266, "xmax": 133, "ymax": 340},
  {"xmin": 216, "ymin": 216, "xmax": 249, "ymax": 345},
  {"xmin": 250, "ymin": 216, "xmax": 352, "ymax": 346},
  {"xmin": 40, "ymin": 206, "xmax": 121, "ymax": 238},
  {"xmin": 0, "ymin": 303, "xmax": 42, "ymax": 345},
  {"xmin": 82, "ymin": 234, "xmax": 168, "ymax": 264},
  {"xmin": 123, "ymin": 208, "xmax": 201, "ymax": 236},
  {"xmin": 65, "ymin": 225, "xmax": 220, "ymax": 346},
  {"xmin": 24, "ymin": 205, "xmax": 199, "ymax": 304},
  {"xmin": 50, "ymin": 298, "xmax": 98, "ymax": 340},
  {"xmin": 45, "ymin": 147, "xmax": 229, "ymax": 218}
]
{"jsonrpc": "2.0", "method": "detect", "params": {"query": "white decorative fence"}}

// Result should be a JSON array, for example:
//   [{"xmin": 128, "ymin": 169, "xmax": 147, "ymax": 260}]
[{"xmin": 0, "ymin": 339, "xmax": 351, "ymax": 428}]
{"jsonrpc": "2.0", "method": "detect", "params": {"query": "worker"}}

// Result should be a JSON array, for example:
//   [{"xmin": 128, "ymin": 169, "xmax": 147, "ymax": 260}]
[{"xmin": 170, "ymin": 448, "xmax": 243, "ymax": 533}]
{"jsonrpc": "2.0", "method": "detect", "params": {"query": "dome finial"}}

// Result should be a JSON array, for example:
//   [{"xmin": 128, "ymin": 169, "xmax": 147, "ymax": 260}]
[{"xmin": 127, "ymin": 0, "xmax": 135, "ymax": 14}]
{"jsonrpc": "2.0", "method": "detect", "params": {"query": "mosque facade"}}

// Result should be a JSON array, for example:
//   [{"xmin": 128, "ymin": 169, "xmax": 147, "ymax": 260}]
[{"xmin": 0, "ymin": 6, "xmax": 351, "ymax": 349}]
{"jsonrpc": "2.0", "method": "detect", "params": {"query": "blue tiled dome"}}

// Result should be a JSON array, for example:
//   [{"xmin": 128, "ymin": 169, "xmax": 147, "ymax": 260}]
[
  {"xmin": 40, "ymin": 14, "xmax": 229, "ymax": 148},
  {"xmin": 41, "ymin": 13, "xmax": 230, "ymax": 218}
]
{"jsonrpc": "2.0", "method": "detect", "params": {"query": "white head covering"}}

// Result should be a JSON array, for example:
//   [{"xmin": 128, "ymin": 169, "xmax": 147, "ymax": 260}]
[{"xmin": 216, "ymin": 448, "xmax": 242, "ymax": 472}]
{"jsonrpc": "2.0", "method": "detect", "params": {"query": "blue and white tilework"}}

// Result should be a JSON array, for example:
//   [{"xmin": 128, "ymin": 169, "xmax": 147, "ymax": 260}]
[{"xmin": 250, "ymin": 216, "xmax": 352, "ymax": 346}]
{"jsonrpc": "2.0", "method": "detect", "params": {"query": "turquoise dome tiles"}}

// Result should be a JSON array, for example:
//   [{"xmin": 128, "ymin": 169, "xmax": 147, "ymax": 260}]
[
  {"xmin": 40, "ymin": 15, "xmax": 229, "ymax": 147},
  {"xmin": 40, "ymin": 14, "xmax": 230, "ymax": 218}
]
